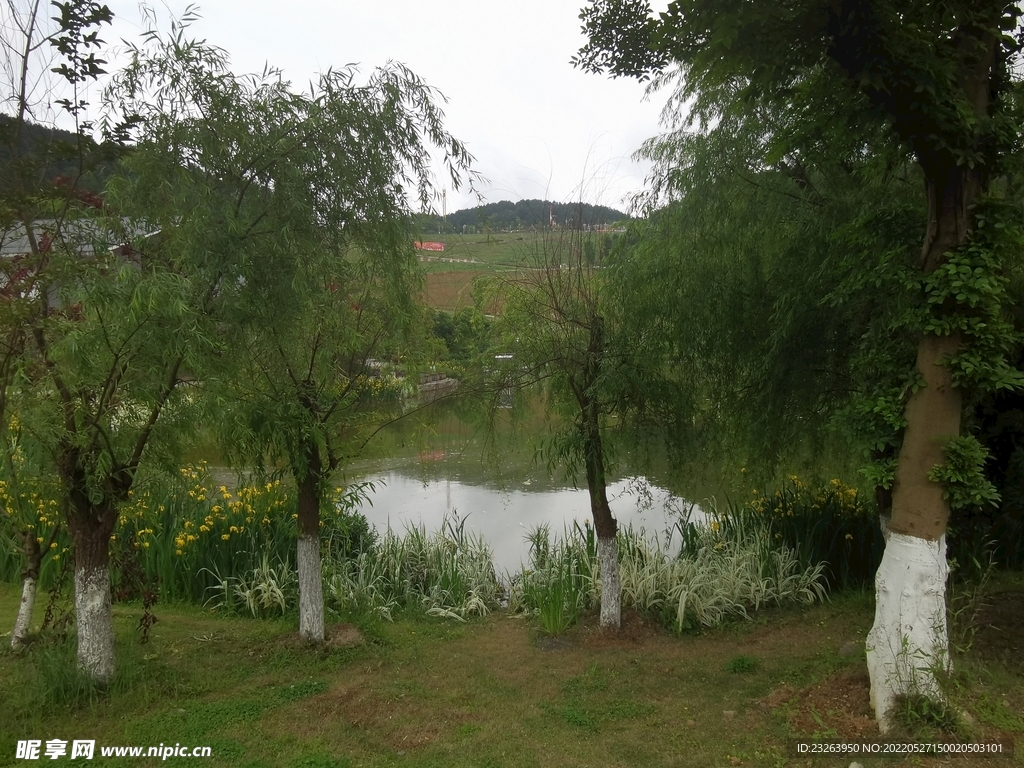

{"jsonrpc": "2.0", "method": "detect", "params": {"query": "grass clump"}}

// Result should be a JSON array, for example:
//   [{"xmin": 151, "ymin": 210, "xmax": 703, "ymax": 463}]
[
  {"xmin": 891, "ymin": 693, "xmax": 965, "ymax": 736},
  {"xmin": 623, "ymin": 518, "xmax": 827, "ymax": 632},
  {"xmin": 324, "ymin": 514, "xmax": 503, "ymax": 623},
  {"xmin": 507, "ymin": 523, "xmax": 594, "ymax": 636},
  {"xmin": 509, "ymin": 512, "xmax": 827, "ymax": 635},
  {"xmin": 725, "ymin": 655, "xmax": 758, "ymax": 674}
]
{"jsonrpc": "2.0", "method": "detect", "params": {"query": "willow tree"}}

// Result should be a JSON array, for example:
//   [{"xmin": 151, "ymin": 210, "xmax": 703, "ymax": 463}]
[
  {"xmin": 493, "ymin": 227, "xmax": 670, "ymax": 629},
  {"xmin": 0, "ymin": 0, "xmax": 151, "ymax": 670},
  {"xmin": 576, "ymin": 0, "xmax": 1024, "ymax": 727},
  {"xmin": 105, "ymin": 18, "xmax": 473, "ymax": 644}
]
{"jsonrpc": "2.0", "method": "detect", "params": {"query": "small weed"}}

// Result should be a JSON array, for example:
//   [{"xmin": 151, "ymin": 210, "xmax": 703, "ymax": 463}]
[
  {"xmin": 454, "ymin": 722, "xmax": 483, "ymax": 738},
  {"xmin": 808, "ymin": 707, "xmax": 839, "ymax": 739},
  {"xmin": 275, "ymin": 679, "xmax": 328, "ymax": 702},
  {"xmin": 725, "ymin": 655, "xmax": 758, "ymax": 674},
  {"xmin": 892, "ymin": 693, "xmax": 964, "ymax": 735}
]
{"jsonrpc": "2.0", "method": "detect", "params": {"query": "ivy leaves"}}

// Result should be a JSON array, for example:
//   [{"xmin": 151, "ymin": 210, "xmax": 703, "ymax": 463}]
[{"xmin": 928, "ymin": 435, "xmax": 1001, "ymax": 510}]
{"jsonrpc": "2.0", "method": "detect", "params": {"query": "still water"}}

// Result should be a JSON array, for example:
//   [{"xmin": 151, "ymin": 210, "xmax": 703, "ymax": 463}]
[{"xmin": 347, "ymin": 449, "xmax": 705, "ymax": 573}]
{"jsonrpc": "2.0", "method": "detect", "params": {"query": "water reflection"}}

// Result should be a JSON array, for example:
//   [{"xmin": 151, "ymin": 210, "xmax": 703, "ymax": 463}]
[{"xmin": 350, "ymin": 457, "xmax": 703, "ymax": 573}]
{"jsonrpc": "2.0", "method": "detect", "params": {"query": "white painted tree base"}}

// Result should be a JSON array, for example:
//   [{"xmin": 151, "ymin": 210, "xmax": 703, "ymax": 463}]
[
  {"xmin": 598, "ymin": 536, "xmax": 621, "ymax": 629},
  {"xmin": 866, "ymin": 532, "xmax": 949, "ymax": 732},
  {"xmin": 297, "ymin": 534, "xmax": 324, "ymax": 643},
  {"xmin": 11, "ymin": 576, "xmax": 37, "ymax": 649},
  {"xmin": 75, "ymin": 565, "xmax": 114, "ymax": 683}
]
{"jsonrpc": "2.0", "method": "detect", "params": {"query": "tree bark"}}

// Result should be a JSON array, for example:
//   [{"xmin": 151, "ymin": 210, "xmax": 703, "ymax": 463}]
[
  {"xmin": 296, "ymin": 441, "xmax": 325, "ymax": 643},
  {"xmin": 867, "ymin": 155, "xmax": 985, "ymax": 729},
  {"xmin": 70, "ymin": 507, "xmax": 116, "ymax": 684}
]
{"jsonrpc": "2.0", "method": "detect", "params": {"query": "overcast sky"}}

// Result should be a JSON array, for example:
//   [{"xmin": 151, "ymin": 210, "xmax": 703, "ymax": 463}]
[{"xmin": 90, "ymin": 1, "xmax": 668, "ymax": 214}]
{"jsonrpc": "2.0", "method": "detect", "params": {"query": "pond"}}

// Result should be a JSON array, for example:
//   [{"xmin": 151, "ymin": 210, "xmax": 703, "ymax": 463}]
[{"xmin": 342, "ymin": 404, "xmax": 712, "ymax": 572}]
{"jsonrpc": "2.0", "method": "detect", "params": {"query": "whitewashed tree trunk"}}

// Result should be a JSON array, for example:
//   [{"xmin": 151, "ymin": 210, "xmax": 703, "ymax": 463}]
[
  {"xmin": 75, "ymin": 564, "xmax": 114, "ymax": 684},
  {"xmin": 597, "ymin": 535, "xmax": 621, "ymax": 629},
  {"xmin": 11, "ymin": 575, "xmax": 37, "ymax": 650},
  {"xmin": 297, "ymin": 534, "xmax": 324, "ymax": 643},
  {"xmin": 866, "ymin": 532, "xmax": 949, "ymax": 732}
]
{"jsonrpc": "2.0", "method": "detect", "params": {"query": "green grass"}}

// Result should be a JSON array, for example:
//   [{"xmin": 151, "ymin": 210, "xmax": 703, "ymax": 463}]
[
  {"xmin": 416, "ymin": 232, "xmax": 549, "ymax": 273},
  {"xmin": 1, "ymin": 581, "xmax": 1021, "ymax": 768}
]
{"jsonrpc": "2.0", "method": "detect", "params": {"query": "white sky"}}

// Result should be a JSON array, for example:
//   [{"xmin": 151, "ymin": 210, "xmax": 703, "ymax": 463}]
[{"xmin": 88, "ymin": 1, "xmax": 667, "ymax": 214}]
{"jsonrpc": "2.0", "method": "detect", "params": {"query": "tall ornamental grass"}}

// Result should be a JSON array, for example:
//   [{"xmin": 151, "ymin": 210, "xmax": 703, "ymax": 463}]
[
  {"xmin": 324, "ymin": 515, "xmax": 504, "ymax": 622},
  {"xmin": 506, "ymin": 522, "xmax": 595, "ymax": 635},
  {"xmin": 508, "ymin": 512, "xmax": 827, "ymax": 635}
]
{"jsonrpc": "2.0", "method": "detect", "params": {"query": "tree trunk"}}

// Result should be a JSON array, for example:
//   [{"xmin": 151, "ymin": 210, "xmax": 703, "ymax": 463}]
[
  {"xmin": 11, "ymin": 531, "xmax": 42, "ymax": 650},
  {"xmin": 596, "ymin": 533, "xmax": 620, "ymax": 629},
  {"xmin": 70, "ymin": 510, "xmax": 115, "ymax": 684},
  {"xmin": 866, "ymin": 158, "xmax": 982, "ymax": 730},
  {"xmin": 583, "ymin": 402, "xmax": 620, "ymax": 629},
  {"xmin": 576, "ymin": 315, "xmax": 620, "ymax": 629},
  {"xmin": 296, "ymin": 443, "xmax": 325, "ymax": 643}
]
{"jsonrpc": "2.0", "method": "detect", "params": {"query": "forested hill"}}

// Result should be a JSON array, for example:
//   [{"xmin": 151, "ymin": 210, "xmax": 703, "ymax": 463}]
[
  {"xmin": 415, "ymin": 199, "xmax": 628, "ymax": 233},
  {"xmin": 0, "ymin": 114, "xmax": 118, "ymax": 193}
]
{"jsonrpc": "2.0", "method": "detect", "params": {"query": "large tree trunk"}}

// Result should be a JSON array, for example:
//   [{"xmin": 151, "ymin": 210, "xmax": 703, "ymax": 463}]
[
  {"xmin": 295, "ymin": 443, "xmax": 325, "ymax": 643},
  {"xmin": 866, "ymin": 157, "xmax": 983, "ymax": 730},
  {"xmin": 867, "ymin": 335, "xmax": 960, "ymax": 729},
  {"xmin": 69, "ymin": 507, "xmax": 116, "ymax": 684},
  {"xmin": 11, "ymin": 531, "xmax": 42, "ymax": 650}
]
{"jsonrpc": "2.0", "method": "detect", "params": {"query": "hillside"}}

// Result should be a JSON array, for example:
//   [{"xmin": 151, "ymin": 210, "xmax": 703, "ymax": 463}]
[
  {"xmin": 0, "ymin": 114, "xmax": 120, "ymax": 195},
  {"xmin": 415, "ymin": 198, "xmax": 628, "ymax": 233}
]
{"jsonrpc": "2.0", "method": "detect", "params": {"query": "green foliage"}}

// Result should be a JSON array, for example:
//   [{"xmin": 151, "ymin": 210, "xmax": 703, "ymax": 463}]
[
  {"xmin": 725, "ymin": 655, "xmax": 757, "ymax": 674},
  {"xmin": 719, "ymin": 477, "xmax": 885, "ymax": 590},
  {"xmin": 891, "ymin": 693, "xmax": 964, "ymax": 736},
  {"xmin": 323, "ymin": 514, "xmax": 503, "ymax": 623},
  {"xmin": 431, "ymin": 307, "xmax": 492, "ymax": 364},
  {"xmin": 575, "ymin": 0, "xmax": 1024, "ymax": 549},
  {"xmin": 204, "ymin": 553, "xmax": 296, "ymax": 619},
  {"xmin": 507, "ymin": 515, "xmax": 827, "ymax": 634},
  {"xmin": 513, "ymin": 523, "xmax": 594, "ymax": 635},
  {"xmin": 928, "ymin": 436, "xmax": 1001, "ymax": 511},
  {"xmin": 922, "ymin": 203, "xmax": 1024, "ymax": 393}
]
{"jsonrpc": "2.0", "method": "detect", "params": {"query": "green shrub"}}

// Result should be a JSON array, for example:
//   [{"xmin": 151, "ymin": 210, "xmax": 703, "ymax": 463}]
[
  {"xmin": 714, "ymin": 477, "xmax": 884, "ymax": 590},
  {"xmin": 511, "ymin": 523, "xmax": 593, "ymax": 635}
]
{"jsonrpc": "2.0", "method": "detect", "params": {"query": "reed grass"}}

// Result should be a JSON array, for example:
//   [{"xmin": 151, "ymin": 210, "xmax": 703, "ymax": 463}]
[
  {"xmin": 508, "ymin": 511, "xmax": 827, "ymax": 635},
  {"xmin": 323, "ymin": 514, "xmax": 504, "ymax": 622}
]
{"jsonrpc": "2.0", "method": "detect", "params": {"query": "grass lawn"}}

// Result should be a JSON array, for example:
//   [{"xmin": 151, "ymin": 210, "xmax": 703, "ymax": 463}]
[{"xmin": 1, "ymin": 579, "xmax": 1021, "ymax": 767}]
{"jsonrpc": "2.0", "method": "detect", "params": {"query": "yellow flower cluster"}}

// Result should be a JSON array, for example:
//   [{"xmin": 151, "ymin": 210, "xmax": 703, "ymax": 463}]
[
  {"xmin": 164, "ymin": 466, "xmax": 290, "ymax": 558},
  {"xmin": 0, "ymin": 476, "xmax": 61, "ymax": 541},
  {"xmin": 747, "ymin": 475, "xmax": 866, "ymax": 520}
]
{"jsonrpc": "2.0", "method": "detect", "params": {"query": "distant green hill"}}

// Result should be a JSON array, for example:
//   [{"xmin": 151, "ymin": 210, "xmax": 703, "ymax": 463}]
[
  {"xmin": 0, "ymin": 114, "xmax": 121, "ymax": 198},
  {"xmin": 415, "ymin": 199, "xmax": 628, "ymax": 234}
]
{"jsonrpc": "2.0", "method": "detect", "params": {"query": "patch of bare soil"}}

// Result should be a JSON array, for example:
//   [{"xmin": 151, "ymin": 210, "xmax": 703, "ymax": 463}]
[
  {"xmin": 764, "ymin": 666, "xmax": 877, "ymax": 739},
  {"xmin": 570, "ymin": 608, "xmax": 666, "ymax": 649},
  {"xmin": 305, "ymin": 679, "xmax": 449, "ymax": 750},
  {"xmin": 264, "ymin": 622, "xmax": 364, "ymax": 651}
]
